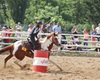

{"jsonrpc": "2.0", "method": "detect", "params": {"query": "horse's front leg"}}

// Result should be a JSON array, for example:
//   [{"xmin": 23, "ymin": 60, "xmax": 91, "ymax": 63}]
[
  {"xmin": 49, "ymin": 59, "xmax": 63, "ymax": 71},
  {"xmin": 14, "ymin": 60, "xmax": 23, "ymax": 69}
]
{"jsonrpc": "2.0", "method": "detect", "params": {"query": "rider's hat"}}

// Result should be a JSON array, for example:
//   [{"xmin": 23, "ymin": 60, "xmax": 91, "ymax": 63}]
[{"xmin": 36, "ymin": 20, "xmax": 42, "ymax": 24}]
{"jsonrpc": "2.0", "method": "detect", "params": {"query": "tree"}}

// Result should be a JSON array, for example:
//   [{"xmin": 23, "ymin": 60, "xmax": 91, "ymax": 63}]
[
  {"xmin": 0, "ymin": 0, "xmax": 7, "ymax": 23},
  {"xmin": 24, "ymin": 0, "xmax": 60, "ymax": 23},
  {"xmin": 1, "ymin": 0, "xmax": 100, "ymax": 31},
  {"xmin": 6, "ymin": 0, "xmax": 30, "ymax": 23},
  {"xmin": 84, "ymin": 0, "xmax": 100, "ymax": 24}
]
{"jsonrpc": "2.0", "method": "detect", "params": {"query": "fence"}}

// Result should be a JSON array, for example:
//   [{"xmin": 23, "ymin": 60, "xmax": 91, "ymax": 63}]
[{"xmin": 0, "ymin": 31, "xmax": 100, "ymax": 53}]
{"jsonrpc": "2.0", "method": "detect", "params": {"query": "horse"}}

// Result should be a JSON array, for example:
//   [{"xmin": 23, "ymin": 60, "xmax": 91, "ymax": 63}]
[{"xmin": 0, "ymin": 32, "xmax": 62, "ymax": 70}]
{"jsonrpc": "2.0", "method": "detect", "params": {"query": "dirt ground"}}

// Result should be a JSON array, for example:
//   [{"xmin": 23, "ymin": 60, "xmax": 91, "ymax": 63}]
[{"xmin": 1, "ymin": 53, "xmax": 100, "ymax": 80}]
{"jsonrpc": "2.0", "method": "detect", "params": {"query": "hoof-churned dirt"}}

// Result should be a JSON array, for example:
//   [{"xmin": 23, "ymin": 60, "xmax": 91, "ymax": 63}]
[{"xmin": 0, "ymin": 54, "xmax": 100, "ymax": 80}]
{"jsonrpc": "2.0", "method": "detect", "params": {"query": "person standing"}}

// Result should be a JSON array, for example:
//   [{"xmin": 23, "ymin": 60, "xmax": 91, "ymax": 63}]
[
  {"xmin": 41, "ymin": 21, "xmax": 47, "ymax": 33},
  {"xmin": 16, "ymin": 22, "xmax": 22, "ymax": 30},
  {"xmin": 27, "ymin": 24, "xmax": 33, "ymax": 36},
  {"xmin": 95, "ymin": 23, "xmax": 100, "ymax": 41},
  {"xmin": 53, "ymin": 23, "xmax": 62, "ymax": 34},
  {"xmin": 90, "ymin": 25, "xmax": 96, "ymax": 46},
  {"xmin": 1, "ymin": 26, "xmax": 8, "ymax": 47},
  {"xmin": 46, "ymin": 22, "xmax": 53, "ymax": 33},
  {"xmin": 71, "ymin": 26, "xmax": 79, "ymax": 44},
  {"xmin": 83, "ymin": 29, "xmax": 89, "ymax": 46},
  {"xmin": 14, "ymin": 28, "xmax": 22, "ymax": 42},
  {"xmin": 6, "ymin": 26, "xmax": 13, "ymax": 43},
  {"xmin": 95, "ymin": 40, "xmax": 100, "ymax": 52}
]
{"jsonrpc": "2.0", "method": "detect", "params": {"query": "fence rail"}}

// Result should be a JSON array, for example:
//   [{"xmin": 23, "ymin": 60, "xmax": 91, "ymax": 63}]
[{"xmin": 0, "ymin": 31, "xmax": 100, "ymax": 53}]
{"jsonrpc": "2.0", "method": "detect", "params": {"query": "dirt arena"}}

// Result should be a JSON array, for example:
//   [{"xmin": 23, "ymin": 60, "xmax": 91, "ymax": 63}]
[{"xmin": 0, "ymin": 53, "xmax": 100, "ymax": 80}]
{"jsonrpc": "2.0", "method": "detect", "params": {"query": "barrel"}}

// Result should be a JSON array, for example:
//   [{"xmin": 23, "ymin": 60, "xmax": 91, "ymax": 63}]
[{"xmin": 33, "ymin": 50, "xmax": 49, "ymax": 72}]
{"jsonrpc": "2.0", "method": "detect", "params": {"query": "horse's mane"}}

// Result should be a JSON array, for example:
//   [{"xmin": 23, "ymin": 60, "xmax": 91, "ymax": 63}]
[{"xmin": 40, "ymin": 32, "xmax": 54, "ymax": 44}]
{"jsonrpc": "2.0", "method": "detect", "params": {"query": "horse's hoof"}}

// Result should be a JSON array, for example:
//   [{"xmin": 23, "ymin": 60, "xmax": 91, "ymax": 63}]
[
  {"xmin": 3, "ymin": 65, "xmax": 6, "ymax": 68},
  {"xmin": 22, "ymin": 64, "xmax": 31, "ymax": 70},
  {"xmin": 3, "ymin": 66, "xmax": 6, "ymax": 68},
  {"xmin": 20, "ymin": 67, "xmax": 24, "ymax": 70},
  {"xmin": 60, "ymin": 69, "xmax": 63, "ymax": 71}
]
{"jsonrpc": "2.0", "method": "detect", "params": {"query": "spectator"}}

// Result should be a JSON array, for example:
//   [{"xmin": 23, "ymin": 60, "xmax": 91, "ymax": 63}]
[
  {"xmin": 83, "ymin": 29, "xmax": 89, "ymax": 46},
  {"xmin": 95, "ymin": 23, "xmax": 100, "ymax": 41},
  {"xmin": 16, "ymin": 22, "xmax": 22, "ymax": 30},
  {"xmin": 52, "ymin": 22, "xmax": 56, "ymax": 31},
  {"xmin": 14, "ymin": 28, "xmax": 22, "ymax": 42},
  {"xmin": 0, "ymin": 25, "xmax": 2, "ymax": 31},
  {"xmin": 53, "ymin": 22, "xmax": 62, "ymax": 34},
  {"xmin": 1, "ymin": 26, "xmax": 8, "ymax": 47},
  {"xmin": 65, "ymin": 37, "xmax": 76, "ymax": 50},
  {"xmin": 27, "ymin": 24, "xmax": 33, "ymax": 32},
  {"xmin": 39, "ymin": 21, "xmax": 47, "ymax": 38},
  {"xmin": 27, "ymin": 24, "xmax": 33, "ymax": 36},
  {"xmin": 6, "ymin": 26, "xmax": 13, "ymax": 43},
  {"xmin": 95, "ymin": 41, "xmax": 100, "ymax": 52},
  {"xmin": 71, "ymin": 26, "xmax": 78, "ymax": 33},
  {"xmin": 90, "ymin": 24, "xmax": 96, "ymax": 46},
  {"xmin": 46, "ymin": 22, "xmax": 53, "ymax": 33},
  {"xmin": 53, "ymin": 22, "xmax": 67, "ymax": 44},
  {"xmin": 71, "ymin": 26, "xmax": 79, "ymax": 44},
  {"xmin": 0, "ymin": 25, "xmax": 2, "ymax": 38},
  {"xmin": 53, "ymin": 22, "xmax": 62, "ymax": 44},
  {"xmin": 41, "ymin": 21, "xmax": 47, "ymax": 33}
]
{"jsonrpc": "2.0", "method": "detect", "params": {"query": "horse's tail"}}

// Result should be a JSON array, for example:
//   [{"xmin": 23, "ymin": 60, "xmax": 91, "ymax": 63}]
[{"xmin": 0, "ymin": 44, "xmax": 13, "ymax": 54}]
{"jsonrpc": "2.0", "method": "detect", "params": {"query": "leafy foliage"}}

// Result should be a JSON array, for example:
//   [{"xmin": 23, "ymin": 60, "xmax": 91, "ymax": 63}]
[
  {"xmin": 5, "ymin": 0, "xmax": 30, "ymax": 23},
  {"xmin": 0, "ymin": 0, "xmax": 100, "ymax": 33}
]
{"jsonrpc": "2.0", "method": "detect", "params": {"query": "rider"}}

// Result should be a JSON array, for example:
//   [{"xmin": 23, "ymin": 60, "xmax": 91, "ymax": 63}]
[{"xmin": 27, "ymin": 20, "xmax": 42, "ymax": 50}]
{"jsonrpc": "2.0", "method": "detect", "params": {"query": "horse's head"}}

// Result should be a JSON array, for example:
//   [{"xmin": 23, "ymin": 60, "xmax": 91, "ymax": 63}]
[
  {"xmin": 40, "ymin": 32, "xmax": 61, "ymax": 51},
  {"xmin": 47, "ymin": 32, "xmax": 61, "ymax": 46}
]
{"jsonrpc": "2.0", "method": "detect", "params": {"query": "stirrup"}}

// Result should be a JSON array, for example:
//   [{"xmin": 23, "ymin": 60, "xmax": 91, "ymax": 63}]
[{"xmin": 30, "ymin": 49, "xmax": 34, "ymax": 53}]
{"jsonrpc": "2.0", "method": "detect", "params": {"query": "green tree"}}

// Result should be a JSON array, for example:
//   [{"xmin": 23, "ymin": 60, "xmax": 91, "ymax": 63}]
[
  {"xmin": 1, "ymin": 0, "xmax": 100, "ymax": 33},
  {"xmin": 24, "ymin": 1, "xmax": 60, "ymax": 23},
  {"xmin": 6, "ymin": 0, "xmax": 30, "ymax": 23},
  {"xmin": 84, "ymin": 0, "xmax": 100, "ymax": 24},
  {"xmin": 0, "ymin": 0, "xmax": 7, "ymax": 23}
]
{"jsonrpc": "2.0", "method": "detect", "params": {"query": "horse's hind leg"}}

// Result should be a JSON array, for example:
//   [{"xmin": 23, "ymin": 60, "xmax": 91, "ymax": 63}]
[{"xmin": 4, "ymin": 54, "xmax": 13, "ymax": 68}]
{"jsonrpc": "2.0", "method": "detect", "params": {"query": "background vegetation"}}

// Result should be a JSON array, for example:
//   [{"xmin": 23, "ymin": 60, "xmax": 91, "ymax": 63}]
[{"xmin": 0, "ymin": 0, "xmax": 100, "ymax": 33}]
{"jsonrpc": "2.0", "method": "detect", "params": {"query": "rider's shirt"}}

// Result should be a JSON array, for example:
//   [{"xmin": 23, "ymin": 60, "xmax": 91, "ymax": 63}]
[{"xmin": 28, "ymin": 26, "xmax": 39, "ymax": 38}]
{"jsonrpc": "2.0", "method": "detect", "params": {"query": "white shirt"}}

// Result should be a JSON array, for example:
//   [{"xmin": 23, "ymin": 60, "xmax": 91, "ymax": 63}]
[
  {"xmin": 96, "ymin": 27, "xmax": 100, "ymax": 34},
  {"xmin": 1, "ymin": 30, "xmax": 7, "ymax": 37},
  {"xmin": 27, "ymin": 28, "xmax": 32, "ymax": 32},
  {"xmin": 15, "ymin": 31, "xmax": 22, "ymax": 40},
  {"xmin": 16, "ymin": 25, "xmax": 22, "ymax": 30},
  {"xmin": 27, "ymin": 28, "xmax": 32, "ymax": 36}
]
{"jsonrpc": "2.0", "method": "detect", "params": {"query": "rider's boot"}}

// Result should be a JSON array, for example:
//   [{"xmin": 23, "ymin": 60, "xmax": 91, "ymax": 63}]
[
  {"xmin": 30, "ymin": 46, "xmax": 37, "ymax": 58},
  {"xmin": 30, "ymin": 49, "xmax": 34, "ymax": 58}
]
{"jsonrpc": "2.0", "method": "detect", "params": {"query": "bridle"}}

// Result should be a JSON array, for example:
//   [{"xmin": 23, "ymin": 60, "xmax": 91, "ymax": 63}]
[{"xmin": 40, "ymin": 33, "xmax": 60, "ymax": 50}]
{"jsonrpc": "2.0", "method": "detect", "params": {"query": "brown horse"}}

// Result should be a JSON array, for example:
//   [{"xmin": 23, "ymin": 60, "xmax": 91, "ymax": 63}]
[{"xmin": 0, "ymin": 32, "xmax": 61, "ymax": 69}]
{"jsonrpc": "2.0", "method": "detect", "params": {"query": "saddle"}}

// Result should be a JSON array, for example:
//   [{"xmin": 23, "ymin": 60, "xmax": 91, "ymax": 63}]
[{"xmin": 22, "ymin": 40, "xmax": 41, "ymax": 53}]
